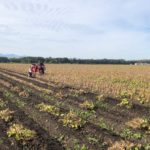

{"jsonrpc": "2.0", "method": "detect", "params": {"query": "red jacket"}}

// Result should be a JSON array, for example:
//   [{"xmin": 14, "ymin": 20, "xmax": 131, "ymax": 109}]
[{"xmin": 31, "ymin": 65, "xmax": 38, "ymax": 72}]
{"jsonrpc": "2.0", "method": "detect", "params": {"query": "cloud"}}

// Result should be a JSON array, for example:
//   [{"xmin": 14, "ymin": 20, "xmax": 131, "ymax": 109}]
[{"xmin": 0, "ymin": 0, "xmax": 150, "ymax": 59}]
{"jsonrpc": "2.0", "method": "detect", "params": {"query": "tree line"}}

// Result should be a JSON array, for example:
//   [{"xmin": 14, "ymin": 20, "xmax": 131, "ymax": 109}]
[{"xmin": 0, "ymin": 56, "xmax": 150, "ymax": 64}]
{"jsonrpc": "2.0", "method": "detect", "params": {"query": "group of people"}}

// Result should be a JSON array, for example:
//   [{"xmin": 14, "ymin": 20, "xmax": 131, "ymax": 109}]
[{"xmin": 28, "ymin": 63, "xmax": 45, "ymax": 78}]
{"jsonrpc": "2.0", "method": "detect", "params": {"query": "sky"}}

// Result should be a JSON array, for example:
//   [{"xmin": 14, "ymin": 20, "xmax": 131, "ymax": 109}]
[{"xmin": 0, "ymin": 0, "xmax": 150, "ymax": 59}]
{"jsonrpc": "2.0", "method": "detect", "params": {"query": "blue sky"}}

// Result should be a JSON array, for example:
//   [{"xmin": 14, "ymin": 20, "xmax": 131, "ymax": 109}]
[{"xmin": 0, "ymin": 0, "xmax": 150, "ymax": 59}]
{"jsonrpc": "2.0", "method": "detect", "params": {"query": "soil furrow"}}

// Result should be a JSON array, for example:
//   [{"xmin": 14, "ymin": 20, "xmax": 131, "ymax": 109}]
[
  {"xmin": 0, "ymin": 89, "xmax": 65, "ymax": 150},
  {"xmin": 1, "ymin": 81, "xmax": 147, "ymax": 147},
  {"xmin": 0, "ymin": 72, "xmax": 149, "ymax": 128},
  {"xmin": 0, "ymin": 69, "xmax": 150, "ymax": 148},
  {"xmin": 0, "ymin": 84, "xmax": 108, "ymax": 149}
]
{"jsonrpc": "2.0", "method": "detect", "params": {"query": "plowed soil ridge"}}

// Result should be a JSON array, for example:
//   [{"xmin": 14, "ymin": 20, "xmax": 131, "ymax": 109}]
[{"xmin": 0, "ymin": 68, "xmax": 150, "ymax": 149}]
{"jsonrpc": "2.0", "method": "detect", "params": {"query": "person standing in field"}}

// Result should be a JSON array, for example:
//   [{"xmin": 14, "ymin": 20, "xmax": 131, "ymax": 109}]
[
  {"xmin": 38, "ymin": 62, "xmax": 45, "ymax": 75},
  {"xmin": 28, "ymin": 64, "xmax": 38, "ymax": 78},
  {"xmin": 28, "ymin": 65, "xmax": 33, "ymax": 77}
]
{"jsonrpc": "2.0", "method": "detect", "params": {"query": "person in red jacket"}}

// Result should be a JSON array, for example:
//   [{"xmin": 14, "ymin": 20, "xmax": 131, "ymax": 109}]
[{"xmin": 28, "ymin": 64, "xmax": 38, "ymax": 78}]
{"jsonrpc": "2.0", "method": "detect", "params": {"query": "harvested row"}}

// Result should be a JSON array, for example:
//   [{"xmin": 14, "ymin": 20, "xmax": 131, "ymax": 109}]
[
  {"xmin": 0, "ymin": 69, "xmax": 150, "ymax": 147},
  {"xmin": 0, "ymin": 71, "xmax": 149, "ymax": 129},
  {"xmin": 1, "ymin": 68, "xmax": 150, "ymax": 108},
  {"xmin": 0, "ymin": 96, "xmax": 17, "ymax": 150},
  {"xmin": 0, "ymin": 72, "xmax": 146, "ymax": 133},
  {"xmin": 0, "ymin": 68, "xmax": 75, "ymax": 93},
  {"xmin": 0, "ymin": 68, "xmax": 98, "ymax": 101},
  {"xmin": 0, "ymin": 85, "xmax": 115, "ymax": 149},
  {"xmin": 0, "ymin": 64, "xmax": 149, "ymax": 104},
  {"xmin": 0, "ymin": 79, "xmax": 122, "ymax": 149},
  {"xmin": 0, "ymin": 88, "xmax": 64, "ymax": 150}
]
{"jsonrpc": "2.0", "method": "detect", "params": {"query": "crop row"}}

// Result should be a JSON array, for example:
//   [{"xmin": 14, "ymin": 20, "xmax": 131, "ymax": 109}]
[{"xmin": 0, "ymin": 70, "xmax": 150, "ymax": 149}]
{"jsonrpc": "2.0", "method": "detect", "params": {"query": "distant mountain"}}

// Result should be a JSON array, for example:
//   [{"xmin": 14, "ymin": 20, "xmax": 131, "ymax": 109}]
[{"xmin": 0, "ymin": 53, "xmax": 21, "ymax": 58}]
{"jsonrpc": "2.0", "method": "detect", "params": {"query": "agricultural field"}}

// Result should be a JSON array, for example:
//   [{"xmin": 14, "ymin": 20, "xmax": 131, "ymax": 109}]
[{"xmin": 0, "ymin": 63, "xmax": 150, "ymax": 150}]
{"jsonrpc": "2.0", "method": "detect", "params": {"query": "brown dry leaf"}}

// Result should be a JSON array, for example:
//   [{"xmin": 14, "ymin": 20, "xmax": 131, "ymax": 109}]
[
  {"xmin": 19, "ymin": 91, "xmax": 29, "ymax": 98},
  {"xmin": 11, "ymin": 86, "xmax": 21, "ymax": 93},
  {"xmin": 108, "ymin": 140, "xmax": 134, "ymax": 150},
  {"xmin": 126, "ymin": 117, "xmax": 145, "ymax": 129}
]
